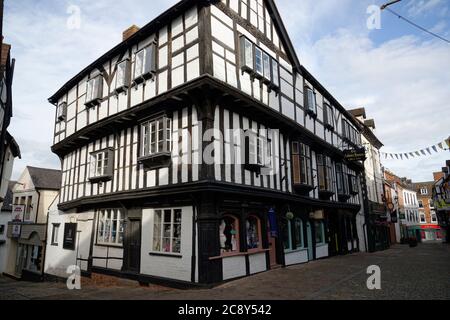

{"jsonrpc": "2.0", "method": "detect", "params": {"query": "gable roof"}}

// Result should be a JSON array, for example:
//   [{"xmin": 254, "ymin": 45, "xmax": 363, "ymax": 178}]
[
  {"xmin": 48, "ymin": 0, "xmax": 302, "ymax": 104},
  {"xmin": 27, "ymin": 166, "xmax": 62, "ymax": 191},
  {"xmin": 1, "ymin": 181, "xmax": 16, "ymax": 212}
]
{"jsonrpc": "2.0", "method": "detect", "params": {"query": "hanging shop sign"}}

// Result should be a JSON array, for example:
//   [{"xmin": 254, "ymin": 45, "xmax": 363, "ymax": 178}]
[
  {"xmin": 11, "ymin": 205, "xmax": 25, "ymax": 238},
  {"xmin": 268, "ymin": 208, "xmax": 278, "ymax": 238},
  {"xmin": 309, "ymin": 210, "xmax": 324, "ymax": 220},
  {"xmin": 343, "ymin": 147, "xmax": 367, "ymax": 162}
]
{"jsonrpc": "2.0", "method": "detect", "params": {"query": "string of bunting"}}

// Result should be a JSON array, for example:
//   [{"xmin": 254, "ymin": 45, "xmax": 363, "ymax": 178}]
[{"xmin": 381, "ymin": 136, "xmax": 450, "ymax": 161}]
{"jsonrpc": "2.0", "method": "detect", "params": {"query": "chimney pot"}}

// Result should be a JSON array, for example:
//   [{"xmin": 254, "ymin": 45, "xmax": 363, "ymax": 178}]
[{"xmin": 123, "ymin": 25, "xmax": 140, "ymax": 41}]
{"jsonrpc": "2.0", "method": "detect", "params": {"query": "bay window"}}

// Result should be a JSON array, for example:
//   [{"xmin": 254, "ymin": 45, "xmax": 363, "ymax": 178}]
[
  {"xmin": 85, "ymin": 75, "xmax": 103, "ymax": 108},
  {"xmin": 305, "ymin": 87, "xmax": 317, "ymax": 116},
  {"xmin": 239, "ymin": 36, "xmax": 279, "ymax": 90},
  {"xmin": 219, "ymin": 215, "xmax": 240, "ymax": 254},
  {"xmin": 89, "ymin": 149, "xmax": 114, "ymax": 182},
  {"xmin": 57, "ymin": 102, "xmax": 67, "ymax": 122},
  {"xmin": 139, "ymin": 116, "xmax": 172, "ymax": 169},
  {"xmin": 349, "ymin": 174, "xmax": 359, "ymax": 195},
  {"xmin": 245, "ymin": 130, "xmax": 271, "ymax": 172},
  {"xmin": 115, "ymin": 58, "xmax": 131, "ymax": 93},
  {"xmin": 240, "ymin": 36, "xmax": 254, "ymax": 71},
  {"xmin": 336, "ymin": 163, "xmax": 349, "ymax": 196},
  {"xmin": 134, "ymin": 44, "xmax": 156, "ymax": 82},
  {"xmin": 153, "ymin": 209, "xmax": 182, "ymax": 254},
  {"xmin": 97, "ymin": 209, "xmax": 124, "ymax": 246},
  {"xmin": 246, "ymin": 215, "xmax": 261, "ymax": 250},
  {"xmin": 324, "ymin": 103, "xmax": 334, "ymax": 130},
  {"xmin": 317, "ymin": 154, "xmax": 333, "ymax": 193},
  {"xmin": 292, "ymin": 142, "xmax": 312, "ymax": 188}
]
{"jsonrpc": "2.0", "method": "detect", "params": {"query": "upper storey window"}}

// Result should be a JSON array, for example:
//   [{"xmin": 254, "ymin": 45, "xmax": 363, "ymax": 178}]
[
  {"xmin": 134, "ymin": 44, "xmax": 156, "ymax": 84},
  {"xmin": 139, "ymin": 116, "xmax": 172, "ymax": 169},
  {"xmin": 305, "ymin": 87, "xmax": 317, "ymax": 117},
  {"xmin": 239, "ymin": 36, "xmax": 279, "ymax": 91},
  {"xmin": 85, "ymin": 75, "xmax": 103, "ymax": 108},
  {"xmin": 292, "ymin": 141, "xmax": 313, "ymax": 193},
  {"xmin": 317, "ymin": 154, "xmax": 333, "ymax": 195},
  {"xmin": 115, "ymin": 58, "xmax": 131, "ymax": 94},
  {"xmin": 89, "ymin": 149, "xmax": 114, "ymax": 183},
  {"xmin": 57, "ymin": 102, "xmax": 67, "ymax": 122},
  {"xmin": 324, "ymin": 103, "xmax": 334, "ymax": 130},
  {"xmin": 245, "ymin": 129, "xmax": 272, "ymax": 174}
]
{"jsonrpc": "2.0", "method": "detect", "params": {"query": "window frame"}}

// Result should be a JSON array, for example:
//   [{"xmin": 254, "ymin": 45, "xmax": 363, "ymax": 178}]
[
  {"xmin": 315, "ymin": 220, "xmax": 326, "ymax": 245},
  {"xmin": 57, "ymin": 102, "xmax": 67, "ymax": 122},
  {"xmin": 323, "ymin": 103, "xmax": 334, "ymax": 130},
  {"xmin": 292, "ymin": 141, "xmax": 313, "ymax": 187},
  {"xmin": 115, "ymin": 58, "xmax": 131, "ymax": 93},
  {"xmin": 89, "ymin": 148, "xmax": 114, "ymax": 182},
  {"xmin": 140, "ymin": 116, "xmax": 172, "ymax": 158},
  {"xmin": 245, "ymin": 129, "xmax": 272, "ymax": 172},
  {"xmin": 219, "ymin": 215, "xmax": 240, "ymax": 255},
  {"xmin": 85, "ymin": 74, "xmax": 103, "ymax": 107},
  {"xmin": 63, "ymin": 223, "xmax": 77, "ymax": 251},
  {"xmin": 305, "ymin": 87, "xmax": 317, "ymax": 116},
  {"xmin": 133, "ymin": 44, "xmax": 156, "ymax": 82},
  {"xmin": 152, "ymin": 208, "xmax": 182, "ymax": 255},
  {"xmin": 240, "ymin": 36, "xmax": 254, "ymax": 71},
  {"xmin": 96, "ymin": 209, "xmax": 125, "ymax": 247},
  {"xmin": 246, "ymin": 215, "xmax": 262, "ymax": 251},
  {"xmin": 51, "ymin": 223, "xmax": 60, "ymax": 246}
]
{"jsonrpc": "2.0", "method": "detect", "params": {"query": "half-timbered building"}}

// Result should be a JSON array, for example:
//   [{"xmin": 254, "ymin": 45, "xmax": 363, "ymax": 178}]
[{"xmin": 45, "ymin": 0, "xmax": 364, "ymax": 286}]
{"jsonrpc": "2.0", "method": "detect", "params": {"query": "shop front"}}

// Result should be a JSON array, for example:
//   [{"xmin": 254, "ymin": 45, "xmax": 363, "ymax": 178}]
[{"xmin": 6, "ymin": 223, "xmax": 46, "ymax": 281}]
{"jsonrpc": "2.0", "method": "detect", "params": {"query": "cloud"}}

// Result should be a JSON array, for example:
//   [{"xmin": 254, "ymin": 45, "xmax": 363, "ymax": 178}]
[
  {"xmin": 406, "ymin": 0, "xmax": 443, "ymax": 16},
  {"xmin": 4, "ymin": 0, "xmax": 449, "ymax": 183}
]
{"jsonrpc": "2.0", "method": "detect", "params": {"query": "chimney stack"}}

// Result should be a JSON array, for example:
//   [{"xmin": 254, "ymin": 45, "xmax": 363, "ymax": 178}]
[{"xmin": 123, "ymin": 25, "xmax": 140, "ymax": 41}]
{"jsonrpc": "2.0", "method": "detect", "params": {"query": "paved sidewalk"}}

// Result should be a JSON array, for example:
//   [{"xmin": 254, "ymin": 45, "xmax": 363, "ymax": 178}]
[{"xmin": 0, "ymin": 243, "xmax": 449, "ymax": 300}]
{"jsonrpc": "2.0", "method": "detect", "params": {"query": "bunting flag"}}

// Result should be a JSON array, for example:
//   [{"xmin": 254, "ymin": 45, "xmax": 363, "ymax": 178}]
[{"xmin": 380, "ymin": 136, "xmax": 450, "ymax": 161}]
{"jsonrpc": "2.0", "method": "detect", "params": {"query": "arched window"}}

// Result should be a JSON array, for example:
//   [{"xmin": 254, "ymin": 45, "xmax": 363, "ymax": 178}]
[
  {"xmin": 246, "ymin": 215, "xmax": 261, "ymax": 250},
  {"xmin": 219, "ymin": 215, "xmax": 239, "ymax": 254}
]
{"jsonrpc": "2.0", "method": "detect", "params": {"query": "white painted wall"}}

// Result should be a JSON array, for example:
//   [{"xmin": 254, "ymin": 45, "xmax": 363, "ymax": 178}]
[
  {"xmin": 316, "ymin": 244, "xmax": 329, "ymax": 259},
  {"xmin": 44, "ymin": 198, "xmax": 94, "ymax": 278},
  {"xmin": 0, "ymin": 211, "xmax": 11, "ymax": 273},
  {"xmin": 285, "ymin": 249, "xmax": 308, "ymax": 266},
  {"xmin": 141, "ymin": 206, "xmax": 193, "ymax": 282},
  {"xmin": 222, "ymin": 255, "xmax": 246, "ymax": 280}
]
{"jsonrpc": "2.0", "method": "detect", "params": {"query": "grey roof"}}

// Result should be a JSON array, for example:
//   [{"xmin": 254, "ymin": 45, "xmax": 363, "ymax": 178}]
[
  {"xmin": 1, "ymin": 181, "xmax": 16, "ymax": 212},
  {"xmin": 27, "ymin": 166, "xmax": 62, "ymax": 191}
]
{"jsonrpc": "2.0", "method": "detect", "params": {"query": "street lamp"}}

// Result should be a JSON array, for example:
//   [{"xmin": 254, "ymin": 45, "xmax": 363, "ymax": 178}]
[{"xmin": 380, "ymin": 0, "xmax": 402, "ymax": 10}]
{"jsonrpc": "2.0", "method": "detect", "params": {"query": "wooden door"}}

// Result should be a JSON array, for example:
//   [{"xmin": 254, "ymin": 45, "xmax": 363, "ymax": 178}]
[{"xmin": 126, "ymin": 220, "xmax": 141, "ymax": 273}]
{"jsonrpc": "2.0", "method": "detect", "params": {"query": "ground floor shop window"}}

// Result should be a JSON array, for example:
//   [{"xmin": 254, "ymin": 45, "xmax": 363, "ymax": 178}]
[
  {"xmin": 97, "ymin": 209, "xmax": 124, "ymax": 246},
  {"xmin": 284, "ymin": 218, "xmax": 304, "ymax": 251},
  {"xmin": 219, "ymin": 215, "xmax": 239, "ymax": 254},
  {"xmin": 153, "ymin": 209, "xmax": 182, "ymax": 254},
  {"xmin": 246, "ymin": 215, "xmax": 262, "ymax": 250},
  {"xmin": 315, "ymin": 221, "xmax": 326, "ymax": 245}
]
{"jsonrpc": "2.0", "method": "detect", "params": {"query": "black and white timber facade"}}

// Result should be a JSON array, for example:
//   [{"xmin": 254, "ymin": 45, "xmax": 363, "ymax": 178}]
[{"xmin": 45, "ymin": 0, "xmax": 365, "ymax": 286}]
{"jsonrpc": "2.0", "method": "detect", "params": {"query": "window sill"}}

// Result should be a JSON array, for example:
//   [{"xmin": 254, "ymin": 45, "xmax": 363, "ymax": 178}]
[
  {"xmin": 51, "ymin": 243, "xmax": 59, "ymax": 247},
  {"xmin": 95, "ymin": 243, "xmax": 124, "ymax": 248},
  {"xmin": 149, "ymin": 252, "xmax": 182, "ymax": 259},
  {"xmin": 85, "ymin": 98, "xmax": 101, "ymax": 109},
  {"xmin": 285, "ymin": 248, "xmax": 307, "ymax": 254},
  {"xmin": 138, "ymin": 152, "xmax": 171, "ymax": 170},
  {"xmin": 209, "ymin": 248, "xmax": 269, "ymax": 261},
  {"xmin": 89, "ymin": 175, "xmax": 112, "ymax": 183},
  {"xmin": 316, "ymin": 243, "xmax": 327, "ymax": 248}
]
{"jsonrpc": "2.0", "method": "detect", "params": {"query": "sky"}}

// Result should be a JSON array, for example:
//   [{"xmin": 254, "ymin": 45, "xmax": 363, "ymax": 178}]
[{"xmin": 3, "ymin": 0, "xmax": 450, "ymax": 182}]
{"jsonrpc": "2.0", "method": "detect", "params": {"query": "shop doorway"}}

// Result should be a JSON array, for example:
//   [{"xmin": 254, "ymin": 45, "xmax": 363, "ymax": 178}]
[
  {"xmin": 267, "ymin": 219, "xmax": 279, "ymax": 267},
  {"xmin": 125, "ymin": 219, "xmax": 141, "ymax": 273}
]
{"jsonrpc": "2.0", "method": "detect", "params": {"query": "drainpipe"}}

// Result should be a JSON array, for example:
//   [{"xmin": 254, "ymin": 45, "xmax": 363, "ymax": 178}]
[{"xmin": 35, "ymin": 189, "xmax": 41, "ymax": 224}]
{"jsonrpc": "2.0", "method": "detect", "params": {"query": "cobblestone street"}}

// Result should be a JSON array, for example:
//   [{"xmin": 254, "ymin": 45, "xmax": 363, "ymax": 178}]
[{"xmin": 0, "ymin": 243, "xmax": 449, "ymax": 300}]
